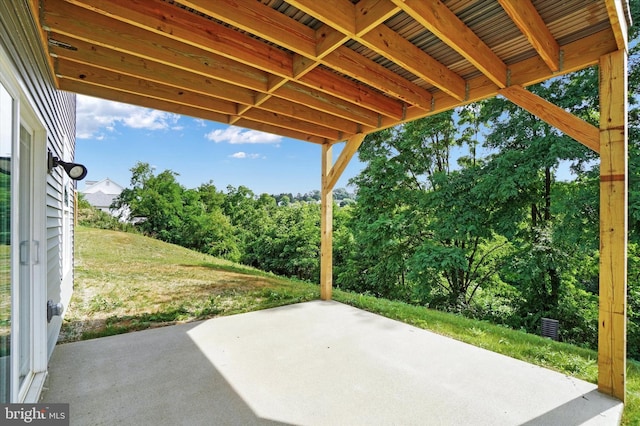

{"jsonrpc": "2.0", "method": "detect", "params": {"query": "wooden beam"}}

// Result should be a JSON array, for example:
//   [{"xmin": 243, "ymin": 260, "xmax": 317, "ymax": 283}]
[
  {"xmin": 604, "ymin": 0, "xmax": 629, "ymax": 52},
  {"xmin": 51, "ymin": 31, "xmax": 379, "ymax": 139},
  {"xmin": 355, "ymin": 0, "xmax": 400, "ymax": 36},
  {"xmin": 57, "ymin": 77, "xmax": 327, "ymax": 144},
  {"xmin": 146, "ymin": 0, "xmax": 427, "ymax": 113},
  {"xmin": 598, "ymin": 49, "xmax": 628, "ymax": 402},
  {"xmin": 49, "ymin": 34, "xmax": 257, "ymax": 106},
  {"xmin": 314, "ymin": 22, "xmax": 466, "ymax": 101},
  {"xmin": 380, "ymin": 29, "xmax": 618, "ymax": 131},
  {"xmin": 315, "ymin": 25, "xmax": 351, "ymax": 60},
  {"xmin": 499, "ymin": 85, "xmax": 600, "ymax": 153},
  {"xmin": 288, "ymin": 0, "xmax": 356, "ymax": 35},
  {"xmin": 43, "ymin": 2, "xmax": 389, "ymax": 137},
  {"xmin": 183, "ymin": 0, "xmax": 314, "ymax": 125},
  {"xmin": 49, "ymin": 0, "xmax": 403, "ymax": 122},
  {"xmin": 325, "ymin": 47, "xmax": 433, "ymax": 110},
  {"xmin": 259, "ymin": 97, "xmax": 371, "ymax": 136},
  {"xmin": 54, "ymin": 58, "xmax": 241, "ymax": 115},
  {"xmin": 390, "ymin": 0, "xmax": 508, "ymax": 88},
  {"xmin": 284, "ymin": 0, "xmax": 461, "ymax": 104},
  {"xmin": 180, "ymin": 0, "xmax": 317, "ymax": 57},
  {"xmin": 320, "ymin": 143, "xmax": 334, "ymax": 300},
  {"xmin": 57, "ymin": 58, "xmax": 340, "ymax": 141},
  {"xmin": 280, "ymin": 82, "xmax": 381, "ymax": 128},
  {"xmin": 60, "ymin": 0, "xmax": 294, "ymax": 77},
  {"xmin": 327, "ymin": 133, "xmax": 366, "ymax": 190},
  {"xmin": 232, "ymin": 118, "xmax": 327, "ymax": 145},
  {"xmin": 239, "ymin": 108, "xmax": 343, "ymax": 140},
  {"xmin": 28, "ymin": 0, "xmax": 57, "ymax": 81},
  {"xmin": 185, "ymin": 0, "xmax": 435, "ymax": 113},
  {"xmin": 42, "ymin": 0, "xmax": 272, "ymax": 92},
  {"xmin": 498, "ymin": 0, "xmax": 560, "ymax": 72},
  {"xmin": 359, "ymin": 24, "xmax": 466, "ymax": 100},
  {"xmin": 299, "ymin": 67, "xmax": 404, "ymax": 119},
  {"xmin": 58, "ymin": 77, "xmax": 228, "ymax": 122}
]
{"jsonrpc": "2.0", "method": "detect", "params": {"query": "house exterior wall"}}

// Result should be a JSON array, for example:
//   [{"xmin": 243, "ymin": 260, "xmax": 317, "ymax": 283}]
[
  {"xmin": 83, "ymin": 178, "xmax": 124, "ymax": 196},
  {"xmin": 81, "ymin": 178, "xmax": 125, "ymax": 216},
  {"xmin": 0, "ymin": 1, "xmax": 77, "ymax": 402}
]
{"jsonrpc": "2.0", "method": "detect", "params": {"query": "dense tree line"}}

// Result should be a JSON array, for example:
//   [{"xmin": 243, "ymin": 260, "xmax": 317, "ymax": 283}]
[{"xmin": 100, "ymin": 4, "xmax": 640, "ymax": 358}]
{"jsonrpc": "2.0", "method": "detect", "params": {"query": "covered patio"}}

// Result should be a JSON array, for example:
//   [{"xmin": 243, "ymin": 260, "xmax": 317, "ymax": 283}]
[
  {"xmin": 41, "ymin": 301, "xmax": 623, "ymax": 424},
  {"xmin": 28, "ymin": 0, "xmax": 631, "ymax": 404}
]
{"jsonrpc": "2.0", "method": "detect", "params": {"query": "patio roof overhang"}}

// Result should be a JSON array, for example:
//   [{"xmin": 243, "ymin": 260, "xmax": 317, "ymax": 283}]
[
  {"xmin": 31, "ymin": 0, "xmax": 626, "ymax": 144},
  {"xmin": 27, "ymin": 0, "xmax": 631, "ymax": 402}
]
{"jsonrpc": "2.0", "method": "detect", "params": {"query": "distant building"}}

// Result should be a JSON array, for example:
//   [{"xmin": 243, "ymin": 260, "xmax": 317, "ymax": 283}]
[{"xmin": 81, "ymin": 178, "xmax": 125, "ymax": 217}]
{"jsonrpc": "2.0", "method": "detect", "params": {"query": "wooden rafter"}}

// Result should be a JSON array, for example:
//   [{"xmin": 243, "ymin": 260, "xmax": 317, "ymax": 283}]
[
  {"xmin": 358, "ymin": 24, "xmax": 466, "ymax": 101},
  {"xmin": 57, "ymin": 78, "xmax": 327, "ymax": 143},
  {"xmin": 288, "ymin": 0, "xmax": 466, "ymax": 100},
  {"xmin": 390, "ymin": 0, "xmax": 508, "ymax": 88},
  {"xmin": 184, "ymin": 0, "xmax": 433, "ymax": 109},
  {"xmin": 498, "ymin": 0, "xmax": 560, "ymax": 72},
  {"xmin": 44, "ymin": 0, "xmax": 403, "ymax": 130},
  {"xmin": 382, "ymin": 29, "xmax": 618, "ymax": 129},
  {"xmin": 38, "ymin": 0, "xmax": 623, "ymax": 145},
  {"xmin": 355, "ymin": 0, "xmax": 400, "ymax": 35}
]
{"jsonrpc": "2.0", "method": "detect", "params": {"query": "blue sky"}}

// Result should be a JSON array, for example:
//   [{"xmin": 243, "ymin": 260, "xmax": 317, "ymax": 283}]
[{"xmin": 75, "ymin": 95, "xmax": 363, "ymax": 195}]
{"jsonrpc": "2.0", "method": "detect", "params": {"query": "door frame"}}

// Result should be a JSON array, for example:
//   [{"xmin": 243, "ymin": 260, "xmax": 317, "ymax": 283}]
[{"xmin": 1, "ymin": 46, "xmax": 48, "ymax": 403}]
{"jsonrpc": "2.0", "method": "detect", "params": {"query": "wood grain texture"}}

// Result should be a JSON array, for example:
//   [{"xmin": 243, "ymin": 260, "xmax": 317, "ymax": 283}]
[
  {"xmin": 598, "ymin": 49, "xmax": 628, "ymax": 402},
  {"xmin": 321, "ymin": 144, "xmax": 334, "ymax": 300},
  {"xmin": 499, "ymin": 85, "xmax": 599, "ymax": 152}
]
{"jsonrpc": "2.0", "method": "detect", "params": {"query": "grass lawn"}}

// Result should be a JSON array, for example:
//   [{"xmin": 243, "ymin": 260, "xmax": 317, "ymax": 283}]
[{"xmin": 67, "ymin": 226, "xmax": 639, "ymax": 424}]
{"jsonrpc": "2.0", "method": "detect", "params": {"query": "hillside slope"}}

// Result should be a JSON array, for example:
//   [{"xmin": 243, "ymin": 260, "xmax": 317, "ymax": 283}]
[{"xmin": 63, "ymin": 227, "xmax": 319, "ymax": 342}]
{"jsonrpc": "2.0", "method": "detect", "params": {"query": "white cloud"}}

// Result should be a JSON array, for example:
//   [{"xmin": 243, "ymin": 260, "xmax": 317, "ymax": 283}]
[
  {"xmin": 230, "ymin": 152, "xmax": 261, "ymax": 159},
  {"xmin": 205, "ymin": 126, "xmax": 281, "ymax": 145},
  {"xmin": 76, "ymin": 95, "xmax": 181, "ymax": 139}
]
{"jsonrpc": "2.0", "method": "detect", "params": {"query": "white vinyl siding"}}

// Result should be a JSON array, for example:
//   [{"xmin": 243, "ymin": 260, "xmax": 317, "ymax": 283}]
[{"xmin": 0, "ymin": 1, "xmax": 77, "ymax": 363}]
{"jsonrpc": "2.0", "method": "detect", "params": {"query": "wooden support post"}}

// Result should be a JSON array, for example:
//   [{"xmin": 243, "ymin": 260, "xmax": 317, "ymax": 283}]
[
  {"xmin": 319, "ymin": 134, "xmax": 366, "ymax": 300},
  {"xmin": 320, "ymin": 143, "xmax": 333, "ymax": 300},
  {"xmin": 598, "ymin": 49, "xmax": 627, "ymax": 402}
]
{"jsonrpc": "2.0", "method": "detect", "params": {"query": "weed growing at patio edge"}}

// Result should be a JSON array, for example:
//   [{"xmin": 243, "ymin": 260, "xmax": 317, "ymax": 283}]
[{"xmin": 68, "ymin": 226, "xmax": 639, "ymax": 424}]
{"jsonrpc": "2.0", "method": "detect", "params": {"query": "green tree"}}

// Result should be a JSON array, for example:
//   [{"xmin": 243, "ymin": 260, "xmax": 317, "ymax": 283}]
[
  {"xmin": 114, "ymin": 163, "xmax": 186, "ymax": 243},
  {"xmin": 197, "ymin": 180, "xmax": 225, "ymax": 212},
  {"xmin": 250, "ymin": 202, "xmax": 320, "ymax": 281},
  {"xmin": 408, "ymin": 166, "xmax": 511, "ymax": 309},
  {"xmin": 479, "ymin": 73, "xmax": 599, "ymax": 324},
  {"xmin": 339, "ymin": 127, "xmax": 428, "ymax": 300},
  {"xmin": 222, "ymin": 186, "xmax": 278, "ymax": 266},
  {"xmin": 341, "ymin": 111, "xmax": 505, "ymax": 306}
]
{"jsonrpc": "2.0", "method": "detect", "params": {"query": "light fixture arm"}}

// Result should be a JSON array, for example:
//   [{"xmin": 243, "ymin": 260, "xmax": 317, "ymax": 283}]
[{"xmin": 47, "ymin": 151, "xmax": 88, "ymax": 181}]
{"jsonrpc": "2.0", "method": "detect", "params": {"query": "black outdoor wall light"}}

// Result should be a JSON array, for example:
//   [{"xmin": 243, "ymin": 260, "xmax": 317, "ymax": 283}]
[{"xmin": 48, "ymin": 151, "xmax": 88, "ymax": 181}]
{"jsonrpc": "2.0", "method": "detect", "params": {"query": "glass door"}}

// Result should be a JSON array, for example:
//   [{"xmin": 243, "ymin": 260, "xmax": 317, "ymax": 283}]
[
  {"xmin": 18, "ymin": 124, "xmax": 32, "ymax": 392},
  {"xmin": 0, "ymin": 80, "xmax": 38, "ymax": 402},
  {"xmin": 0, "ymin": 78, "xmax": 12, "ymax": 403}
]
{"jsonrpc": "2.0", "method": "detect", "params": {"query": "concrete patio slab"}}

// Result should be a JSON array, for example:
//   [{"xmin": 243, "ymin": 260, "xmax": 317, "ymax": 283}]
[{"xmin": 41, "ymin": 300, "xmax": 623, "ymax": 425}]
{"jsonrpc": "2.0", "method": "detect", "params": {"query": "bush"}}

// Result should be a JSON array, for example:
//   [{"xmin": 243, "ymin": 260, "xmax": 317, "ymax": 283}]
[{"xmin": 78, "ymin": 206, "xmax": 137, "ymax": 233}]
